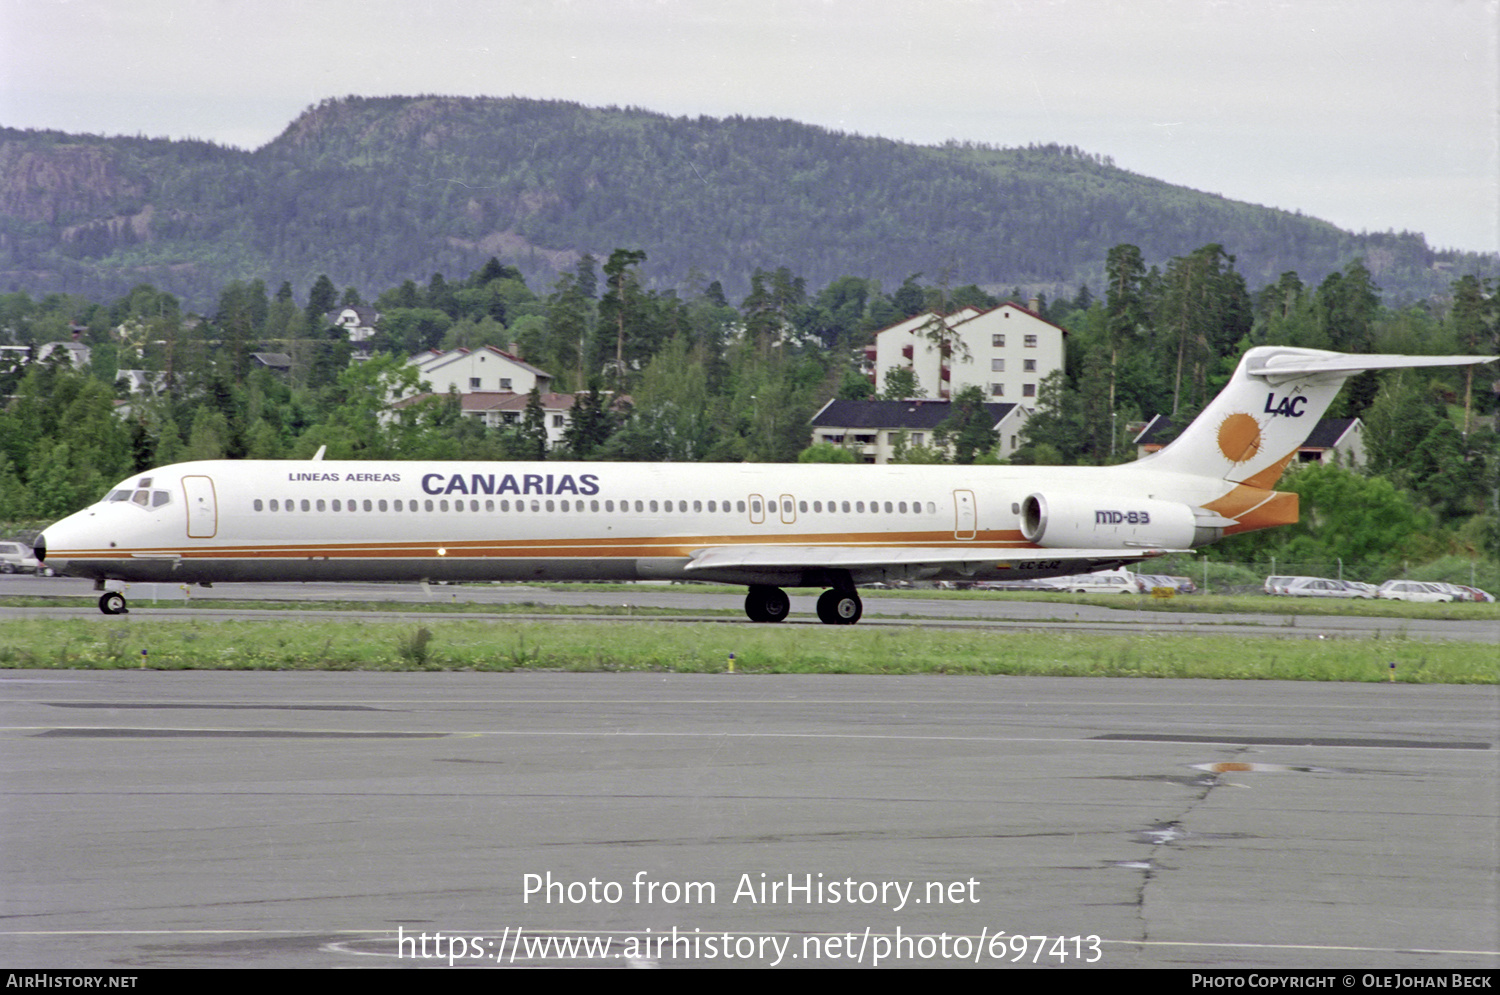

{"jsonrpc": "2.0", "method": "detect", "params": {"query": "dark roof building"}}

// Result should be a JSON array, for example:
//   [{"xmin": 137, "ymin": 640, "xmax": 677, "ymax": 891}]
[{"xmin": 809, "ymin": 398, "xmax": 1029, "ymax": 463}]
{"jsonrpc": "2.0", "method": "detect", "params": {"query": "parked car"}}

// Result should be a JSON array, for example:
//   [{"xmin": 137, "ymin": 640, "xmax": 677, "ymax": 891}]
[
  {"xmin": 1264, "ymin": 575, "xmax": 1315, "ymax": 596},
  {"xmin": 1271, "ymin": 577, "xmax": 1376, "ymax": 599},
  {"xmin": 1456, "ymin": 585, "xmax": 1495, "ymax": 603},
  {"xmin": 1377, "ymin": 580, "xmax": 1458, "ymax": 603},
  {"xmin": 1041, "ymin": 570, "xmax": 1139, "ymax": 594},
  {"xmin": 1136, "ymin": 574, "xmax": 1197, "ymax": 594},
  {"xmin": 0, "ymin": 542, "xmax": 44, "ymax": 574}
]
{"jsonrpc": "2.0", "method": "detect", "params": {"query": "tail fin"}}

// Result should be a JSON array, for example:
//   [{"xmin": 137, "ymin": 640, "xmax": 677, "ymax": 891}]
[{"xmin": 1144, "ymin": 346, "xmax": 1494, "ymax": 488}]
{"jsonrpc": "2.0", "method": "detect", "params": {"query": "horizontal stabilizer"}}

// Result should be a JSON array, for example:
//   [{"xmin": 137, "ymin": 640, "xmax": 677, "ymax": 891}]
[{"xmin": 1247, "ymin": 351, "xmax": 1494, "ymax": 385}]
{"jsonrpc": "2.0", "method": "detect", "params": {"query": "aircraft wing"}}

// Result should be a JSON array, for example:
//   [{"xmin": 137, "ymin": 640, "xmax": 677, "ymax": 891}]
[{"xmin": 684, "ymin": 544, "xmax": 1177, "ymax": 575}]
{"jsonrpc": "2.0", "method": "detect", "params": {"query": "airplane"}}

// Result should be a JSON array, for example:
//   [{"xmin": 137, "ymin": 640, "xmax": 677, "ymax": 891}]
[{"xmin": 36, "ymin": 346, "xmax": 1493, "ymax": 622}]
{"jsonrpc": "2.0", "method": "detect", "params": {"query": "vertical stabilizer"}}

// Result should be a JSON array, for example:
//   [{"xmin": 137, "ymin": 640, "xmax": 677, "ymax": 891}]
[{"xmin": 1143, "ymin": 346, "xmax": 1493, "ymax": 487}]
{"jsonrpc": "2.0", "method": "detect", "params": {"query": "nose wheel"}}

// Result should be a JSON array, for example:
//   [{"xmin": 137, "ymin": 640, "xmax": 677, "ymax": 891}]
[{"xmin": 99, "ymin": 592, "xmax": 128, "ymax": 615}]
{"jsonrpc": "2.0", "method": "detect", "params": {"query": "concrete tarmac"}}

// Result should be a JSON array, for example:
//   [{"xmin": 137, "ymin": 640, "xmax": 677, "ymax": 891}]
[{"xmin": 1, "ymin": 670, "xmax": 1495, "ymax": 969}]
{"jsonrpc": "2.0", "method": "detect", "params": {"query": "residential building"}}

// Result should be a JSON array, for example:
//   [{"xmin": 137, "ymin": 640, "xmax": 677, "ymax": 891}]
[
  {"xmin": 866, "ymin": 302, "xmax": 1066, "ymax": 401},
  {"xmin": 323, "ymin": 305, "xmax": 382, "ymax": 343},
  {"xmin": 388, "ymin": 390, "xmax": 577, "ymax": 449},
  {"xmin": 410, "ymin": 345, "xmax": 554, "ymax": 396},
  {"xmin": 809, "ymin": 398, "xmax": 1030, "ymax": 464},
  {"xmin": 395, "ymin": 346, "xmax": 573, "ymax": 449}
]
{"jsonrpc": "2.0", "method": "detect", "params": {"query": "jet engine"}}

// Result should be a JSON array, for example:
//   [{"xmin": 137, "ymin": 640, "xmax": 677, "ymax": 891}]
[{"xmin": 1018, "ymin": 492, "xmax": 1204, "ymax": 550}]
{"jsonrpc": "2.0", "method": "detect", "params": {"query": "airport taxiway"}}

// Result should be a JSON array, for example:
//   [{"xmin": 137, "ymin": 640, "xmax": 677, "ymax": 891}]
[{"xmin": 1, "ymin": 669, "xmax": 1495, "ymax": 969}]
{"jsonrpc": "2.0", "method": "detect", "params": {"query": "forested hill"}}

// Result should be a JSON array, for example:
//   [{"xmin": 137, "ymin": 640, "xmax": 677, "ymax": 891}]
[{"xmin": 1, "ymin": 94, "xmax": 1492, "ymax": 308}]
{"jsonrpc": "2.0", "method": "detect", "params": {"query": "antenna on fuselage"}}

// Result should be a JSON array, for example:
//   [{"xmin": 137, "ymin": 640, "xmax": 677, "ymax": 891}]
[{"xmin": 311, "ymin": 446, "xmax": 326, "ymax": 461}]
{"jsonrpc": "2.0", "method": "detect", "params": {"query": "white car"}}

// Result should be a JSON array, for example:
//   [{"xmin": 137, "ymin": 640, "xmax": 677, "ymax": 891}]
[
  {"xmin": 1043, "ymin": 570, "xmax": 1139, "ymax": 594},
  {"xmin": 1377, "ymin": 580, "xmax": 1457, "ymax": 603},
  {"xmin": 0, "ymin": 542, "xmax": 44, "ymax": 574},
  {"xmin": 1275, "ymin": 577, "xmax": 1375, "ymax": 599}
]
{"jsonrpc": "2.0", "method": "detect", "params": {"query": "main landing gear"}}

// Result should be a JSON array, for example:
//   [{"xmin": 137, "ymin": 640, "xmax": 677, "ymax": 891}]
[
  {"xmin": 98, "ymin": 592, "xmax": 128, "ymax": 615},
  {"xmin": 742, "ymin": 584, "xmax": 864, "ymax": 625},
  {"xmin": 815, "ymin": 588, "xmax": 863, "ymax": 625},
  {"xmin": 744, "ymin": 585, "xmax": 791, "ymax": 623}
]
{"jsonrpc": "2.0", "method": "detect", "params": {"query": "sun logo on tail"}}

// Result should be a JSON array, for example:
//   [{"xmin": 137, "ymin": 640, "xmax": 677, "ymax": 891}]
[{"xmin": 1217, "ymin": 412, "xmax": 1263, "ymax": 464}]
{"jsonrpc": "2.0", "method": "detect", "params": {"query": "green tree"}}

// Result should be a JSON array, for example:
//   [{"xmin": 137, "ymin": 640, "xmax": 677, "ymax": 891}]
[
  {"xmin": 520, "ymin": 384, "xmax": 549, "ymax": 460},
  {"xmin": 936, "ymin": 385, "xmax": 998, "ymax": 464},
  {"xmin": 1104, "ymin": 244, "xmax": 1147, "ymax": 412},
  {"xmin": 600, "ymin": 249, "xmax": 648, "ymax": 383},
  {"xmin": 559, "ymin": 378, "xmax": 617, "ymax": 459},
  {"xmin": 797, "ymin": 442, "xmax": 857, "ymax": 463},
  {"xmin": 880, "ymin": 366, "xmax": 921, "ymax": 400}
]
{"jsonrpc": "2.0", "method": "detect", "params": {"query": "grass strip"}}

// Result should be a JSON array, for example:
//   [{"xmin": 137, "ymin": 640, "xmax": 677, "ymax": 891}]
[{"xmin": 1, "ymin": 618, "xmax": 1492, "ymax": 683}]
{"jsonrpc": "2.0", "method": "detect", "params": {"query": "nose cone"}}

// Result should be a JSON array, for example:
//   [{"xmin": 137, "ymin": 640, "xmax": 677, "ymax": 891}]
[{"xmin": 33, "ymin": 532, "xmax": 46, "ymax": 562}]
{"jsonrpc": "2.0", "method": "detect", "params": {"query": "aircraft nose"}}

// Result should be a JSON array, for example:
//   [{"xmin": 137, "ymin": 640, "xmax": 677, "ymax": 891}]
[{"xmin": 34, "ymin": 532, "xmax": 46, "ymax": 562}]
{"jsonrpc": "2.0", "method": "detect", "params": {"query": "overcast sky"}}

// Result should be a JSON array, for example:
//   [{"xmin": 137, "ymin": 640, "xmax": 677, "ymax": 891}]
[{"xmin": 3, "ymin": 0, "xmax": 1496, "ymax": 254}]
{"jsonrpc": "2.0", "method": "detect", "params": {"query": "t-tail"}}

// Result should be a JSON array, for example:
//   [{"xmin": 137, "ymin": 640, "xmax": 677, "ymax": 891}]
[{"xmin": 1137, "ymin": 346, "xmax": 1494, "ymax": 537}]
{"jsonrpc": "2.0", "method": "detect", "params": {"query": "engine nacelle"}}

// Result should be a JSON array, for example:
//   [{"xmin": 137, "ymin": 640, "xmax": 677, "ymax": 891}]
[{"xmin": 1019, "ymin": 492, "xmax": 1202, "ymax": 550}]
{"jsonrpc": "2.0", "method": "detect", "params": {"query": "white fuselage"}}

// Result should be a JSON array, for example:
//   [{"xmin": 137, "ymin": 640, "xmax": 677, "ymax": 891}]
[{"xmin": 40, "ymin": 459, "xmax": 1228, "ymax": 588}]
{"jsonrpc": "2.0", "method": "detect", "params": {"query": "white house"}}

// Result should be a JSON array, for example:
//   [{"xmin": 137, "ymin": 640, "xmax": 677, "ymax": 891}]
[
  {"xmin": 867, "ymin": 303, "xmax": 1066, "ymax": 402},
  {"xmin": 388, "ymin": 390, "xmax": 577, "ymax": 449},
  {"xmin": 410, "ymin": 345, "xmax": 554, "ymax": 396},
  {"xmin": 323, "ymin": 305, "xmax": 382, "ymax": 343},
  {"xmin": 394, "ymin": 346, "xmax": 574, "ymax": 449},
  {"xmin": 36, "ymin": 340, "xmax": 91, "ymax": 368},
  {"xmin": 809, "ymin": 398, "xmax": 1030, "ymax": 464}
]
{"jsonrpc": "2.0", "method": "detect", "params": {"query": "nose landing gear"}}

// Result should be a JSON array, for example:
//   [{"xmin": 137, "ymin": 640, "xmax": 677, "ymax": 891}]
[{"xmin": 98, "ymin": 592, "xmax": 128, "ymax": 615}]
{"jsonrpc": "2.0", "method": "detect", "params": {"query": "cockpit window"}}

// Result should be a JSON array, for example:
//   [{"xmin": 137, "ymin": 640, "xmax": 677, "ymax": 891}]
[{"xmin": 102, "ymin": 486, "xmax": 171, "ymax": 509}]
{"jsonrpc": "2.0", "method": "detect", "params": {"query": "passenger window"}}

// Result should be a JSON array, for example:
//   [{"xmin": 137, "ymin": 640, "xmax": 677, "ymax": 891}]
[
  {"xmin": 301, "ymin": 499, "xmax": 311, "ymax": 512},
  {"xmin": 269, "ymin": 500, "xmax": 279, "ymax": 512},
  {"xmin": 254, "ymin": 499, "xmax": 264, "ymax": 512},
  {"xmin": 317, "ymin": 499, "xmax": 326, "ymax": 512}
]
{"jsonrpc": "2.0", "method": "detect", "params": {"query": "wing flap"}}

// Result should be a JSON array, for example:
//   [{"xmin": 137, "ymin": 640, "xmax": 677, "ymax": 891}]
[{"xmin": 685, "ymin": 545, "xmax": 1178, "ymax": 573}]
